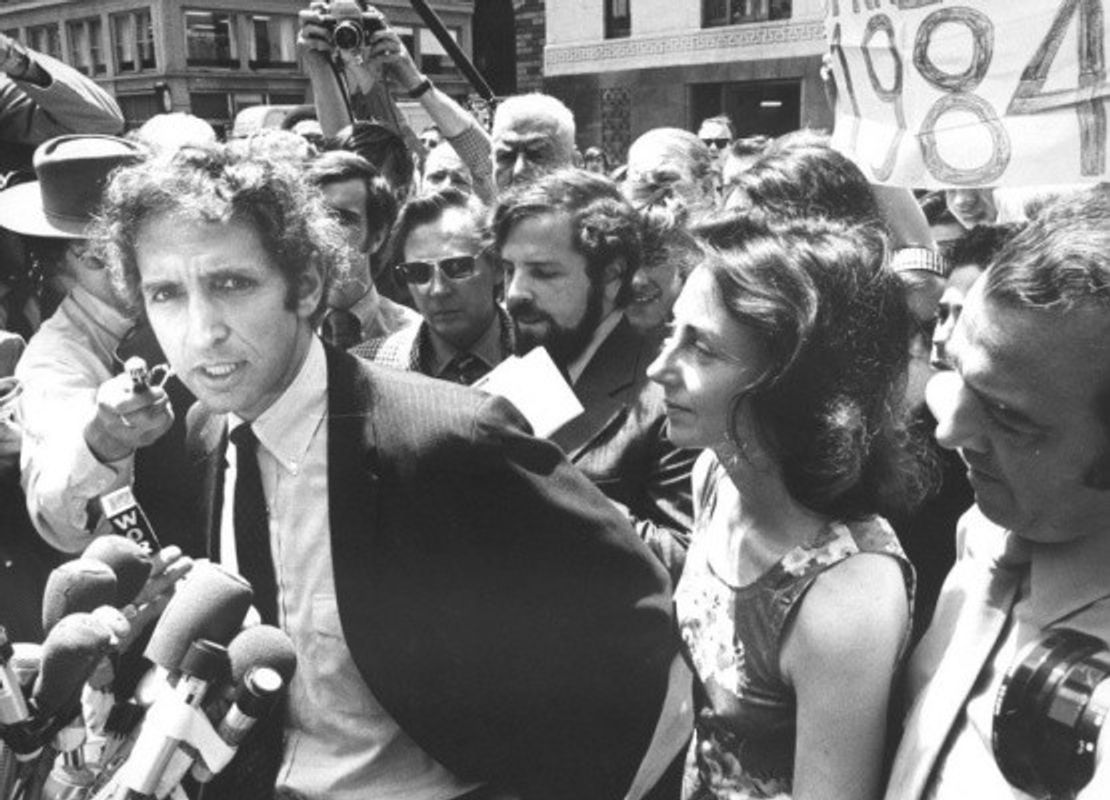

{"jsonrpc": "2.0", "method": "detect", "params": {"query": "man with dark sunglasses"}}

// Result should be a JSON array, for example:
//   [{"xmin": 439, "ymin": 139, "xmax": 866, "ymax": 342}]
[{"xmin": 352, "ymin": 189, "xmax": 511, "ymax": 384}]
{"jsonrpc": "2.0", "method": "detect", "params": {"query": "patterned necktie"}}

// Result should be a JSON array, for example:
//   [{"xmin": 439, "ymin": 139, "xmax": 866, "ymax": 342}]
[
  {"xmin": 320, "ymin": 307, "xmax": 363, "ymax": 350},
  {"xmin": 441, "ymin": 353, "xmax": 490, "ymax": 385},
  {"xmin": 230, "ymin": 424, "xmax": 278, "ymax": 626}
]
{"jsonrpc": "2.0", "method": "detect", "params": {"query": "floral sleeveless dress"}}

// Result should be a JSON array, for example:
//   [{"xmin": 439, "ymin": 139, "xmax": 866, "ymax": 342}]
[{"xmin": 675, "ymin": 456, "xmax": 914, "ymax": 799}]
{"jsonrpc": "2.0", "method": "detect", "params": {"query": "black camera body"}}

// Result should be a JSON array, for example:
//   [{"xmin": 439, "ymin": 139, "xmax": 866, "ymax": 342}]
[
  {"xmin": 321, "ymin": 0, "xmax": 385, "ymax": 51},
  {"xmin": 993, "ymin": 628, "xmax": 1110, "ymax": 797}
]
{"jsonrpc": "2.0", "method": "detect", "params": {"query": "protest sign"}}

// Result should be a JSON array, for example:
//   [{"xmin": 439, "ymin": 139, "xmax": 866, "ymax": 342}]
[{"xmin": 827, "ymin": 0, "xmax": 1110, "ymax": 187}]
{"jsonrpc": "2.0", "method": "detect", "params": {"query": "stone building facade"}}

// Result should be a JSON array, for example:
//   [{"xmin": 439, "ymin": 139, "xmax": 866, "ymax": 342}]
[
  {"xmin": 538, "ymin": 0, "xmax": 831, "ymax": 163},
  {"xmin": 0, "ymin": 0, "xmax": 474, "ymax": 135}
]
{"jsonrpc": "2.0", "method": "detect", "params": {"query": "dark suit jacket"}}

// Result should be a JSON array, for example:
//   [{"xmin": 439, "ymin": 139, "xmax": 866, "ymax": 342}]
[
  {"xmin": 552, "ymin": 319, "xmax": 696, "ymax": 583},
  {"xmin": 185, "ymin": 344, "xmax": 676, "ymax": 800}
]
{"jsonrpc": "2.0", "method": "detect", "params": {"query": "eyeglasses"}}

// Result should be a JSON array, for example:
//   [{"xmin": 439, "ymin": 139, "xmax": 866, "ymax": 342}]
[
  {"xmin": 394, "ymin": 255, "xmax": 479, "ymax": 285},
  {"xmin": 701, "ymin": 137, "xmax": 730, "ymax": 149}
]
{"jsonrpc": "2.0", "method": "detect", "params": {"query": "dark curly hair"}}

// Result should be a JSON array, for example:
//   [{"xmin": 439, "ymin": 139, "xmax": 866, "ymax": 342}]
[
  {"xmin": 728, "ymin": 142, "xmax": 883, "ymax": 230},
  {"xmin": 306, "ymin": 149, "xmax": 398, "ymax": 252},
  {"xmin": 701, "ymin": 216, "xmax": 931, "ymax": 520},
  {"xmin": 92, "ymin": 143, "xmax": 350, "ymax": 324},
  {"xmin": 492, "ymin": 168, "xmax": 641, "ymax": 308}
]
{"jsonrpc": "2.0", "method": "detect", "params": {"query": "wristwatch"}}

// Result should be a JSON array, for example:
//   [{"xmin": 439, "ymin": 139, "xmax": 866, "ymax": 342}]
[{"xmin": 407, "ymin": 76, "xmax": 433, "ymax": 99}]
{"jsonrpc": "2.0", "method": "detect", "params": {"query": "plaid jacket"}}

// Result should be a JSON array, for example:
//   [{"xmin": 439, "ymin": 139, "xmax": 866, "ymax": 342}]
[{"xmin": 350, "ymin": 306, "xmax": 513, "ymax": 378}]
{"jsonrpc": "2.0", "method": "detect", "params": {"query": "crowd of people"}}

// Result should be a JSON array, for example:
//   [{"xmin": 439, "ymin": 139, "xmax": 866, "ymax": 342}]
[{"xmin": 1, "ymin": 5, "xmax": 1109, "ymax": 800}]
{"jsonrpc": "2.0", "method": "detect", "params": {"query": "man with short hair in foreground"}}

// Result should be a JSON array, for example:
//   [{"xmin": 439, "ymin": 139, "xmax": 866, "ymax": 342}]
[
  {"xmin": 96, "ymin": 143, "xmax": 676, "ymax": 800},
  {"xmin": 885, "ymin": 186, "xmax": 1110, "ymax": 799}
]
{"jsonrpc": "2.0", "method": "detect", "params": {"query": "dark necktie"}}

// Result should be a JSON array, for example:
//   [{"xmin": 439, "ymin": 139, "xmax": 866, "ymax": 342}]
[
  {"xmin": 441, "ymin": 353, "xmax": 490, "ymax": 385},
  {"xmin": 320, "ymin": 307, "xmax": 363, "ymax": 350},
  {"xmin": 230, "ymin": 425, "xmax": 278, "ymax": 626}
]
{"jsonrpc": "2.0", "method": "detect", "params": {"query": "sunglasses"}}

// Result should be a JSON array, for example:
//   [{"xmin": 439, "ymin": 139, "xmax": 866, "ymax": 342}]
[
  {"xmin": 394, "ymin": 255, "xmax": 479, "ymax": 285},
  {"xmin": 701, "ymin": 137, "xmax": 730, "ymax": 149}
]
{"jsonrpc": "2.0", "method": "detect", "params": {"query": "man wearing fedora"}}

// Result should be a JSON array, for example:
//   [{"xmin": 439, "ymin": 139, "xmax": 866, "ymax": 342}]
[
  {"xmin": 4, "ymin": 134, "xmax": 184, "ymax": 554},
  {"xmin": 0, "ymin": 32, "xmax": 123, "ymax": 174}
]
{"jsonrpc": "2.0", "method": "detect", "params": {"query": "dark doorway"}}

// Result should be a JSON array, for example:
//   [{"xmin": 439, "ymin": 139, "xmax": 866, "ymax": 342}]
[
  {"xmin": 691, "ymin": 79, "xmax": 801, "ymax": 138},
  {"xmin": 473, "ymin": 0, "xmax": 517, "ymax": 96}
]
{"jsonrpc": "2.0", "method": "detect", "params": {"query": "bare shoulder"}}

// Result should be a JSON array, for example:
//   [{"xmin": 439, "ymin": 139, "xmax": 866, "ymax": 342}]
[{"xmin": 784, "ymin": 553, "xmax": 910, "ymax": 678}]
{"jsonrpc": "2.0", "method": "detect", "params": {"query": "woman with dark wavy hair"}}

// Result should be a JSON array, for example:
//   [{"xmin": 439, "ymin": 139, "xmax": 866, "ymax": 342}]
[{"xmin": 648, "ymin": 216, "xmax": 926, "ymax": 800}]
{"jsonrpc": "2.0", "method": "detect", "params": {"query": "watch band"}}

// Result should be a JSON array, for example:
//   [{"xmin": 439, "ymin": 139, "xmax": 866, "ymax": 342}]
[{"xmin": 407, "ymin": 77, "xmax": 433, "ymax": 100}]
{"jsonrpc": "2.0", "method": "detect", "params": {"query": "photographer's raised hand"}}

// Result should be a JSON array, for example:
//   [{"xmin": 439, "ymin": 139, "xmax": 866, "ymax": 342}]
[{"xmin": 366, "ymin": 28, "xmax": 424, "ymax": 94}]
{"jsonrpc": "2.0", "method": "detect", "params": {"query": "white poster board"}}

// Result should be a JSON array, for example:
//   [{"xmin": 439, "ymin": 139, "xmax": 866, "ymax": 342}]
[{"xmin": 827, "ymin": 0, "xmax": 1110, "ymax": 187}]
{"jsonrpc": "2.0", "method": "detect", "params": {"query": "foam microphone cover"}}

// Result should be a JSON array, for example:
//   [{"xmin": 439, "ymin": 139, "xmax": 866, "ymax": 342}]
[
  {"xmin": 143, "ymin": 562, "xmax": 252, "ymax": 672},
  {"xmin": 83, "ymin": 535, "xmax": 153, "ymax": 606},
  {"xmin": 228, "ymin": 625, "xmax": 297, "ymax": 686},
  {"xmin": 42, "ymin": 559, "xmax": 118, "ymax": 634},
  {"xmin": 32, "ymin": 613, "xmax": 114, "ymax": 718}
]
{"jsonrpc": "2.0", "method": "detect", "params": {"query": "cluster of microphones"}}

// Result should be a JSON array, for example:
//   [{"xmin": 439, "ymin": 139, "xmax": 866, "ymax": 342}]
[{"xmin": 0, "ymin": 535, "xmax": 296, "ymax": 800}]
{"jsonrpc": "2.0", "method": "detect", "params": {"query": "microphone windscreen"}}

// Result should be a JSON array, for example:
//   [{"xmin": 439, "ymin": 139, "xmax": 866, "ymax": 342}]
[
  {"xmin": 33, "ymin": 613, "xmax": 114, "ymax": 718},
  {"xmin": 42, "ymin": 559, "xmax": 118, "ymax": 634},
  {"xmin": 228, "ymin": 625, "xmax": 297, "ymax": 686},
  {"xmin": 83, "ymin": 536, "xmax": 153, "ymax": 606},
  {"xmin": 143, "ymin": 563, "xmax": 252, "ymax": 672},
  {"xmin": 90, "ymin": 605, "xmax": 131, "ymax": 646}
]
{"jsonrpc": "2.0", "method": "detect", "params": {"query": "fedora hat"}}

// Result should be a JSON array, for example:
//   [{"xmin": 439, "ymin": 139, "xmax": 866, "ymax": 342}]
[{"xmin": 0, "ymin": 134, "xmax": 145, "ymax": 239}]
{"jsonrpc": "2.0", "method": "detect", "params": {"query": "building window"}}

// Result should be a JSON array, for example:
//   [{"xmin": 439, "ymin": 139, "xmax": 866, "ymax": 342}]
[
  {"xmin": 26, "ymin": 24, "xmax": 61, "ymax": 60},
  {"xmin": 117, "ymin": 92, "xmax": 160, "ymax": 127},
  {"xmin": 67, "ymin": 18, "xmax": 106, "ymax": 76},
  {"xmin": 703, "ymin": 0, "xmax": 790, "ymax": 27},
  {"xmin": 605, "ymin": 0, "xmax": 631, "ymax": 39},
  {"xmin": 185, "ymin": 10, "xmax": 238, "ymax": 67},
  {"xmin": 417, "ymin": 27, "xmax": 460, "ymax": 76},
  {"xmin": 113, "ymin": 9, "xmax": 155, "ymax": 72},
  {"xmin": 249, "ymin": 14, "xmax": 296, "ymax": 68}
]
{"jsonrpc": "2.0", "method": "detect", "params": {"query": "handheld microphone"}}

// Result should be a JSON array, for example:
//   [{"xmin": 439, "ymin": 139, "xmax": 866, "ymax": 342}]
[
  {"xmin": 143, "ymin": 563, "xmax": 252, "ymax": 674},
  {"xmin": 41, "ymin": 715, "xmax": 96, "ymax": 800},
  {"xmin": 99, "ymin": 487, "xmax": 161, "ymax": 553},
  {"xmin": 148, "ymin": 626, "xmax": 297, "ymax": 794},
  {"xmin": 0, "ymin": 626, "xmax": 30, "ymax": 726},
  {"xmin": 190, "ymin": 666, "xmax": 284, "ymax": 785},
  {"xmin": 3, "ymin": 615, "xmax": 113, "ymax": 758},
  {"xmin": 83, "ymin": 537, "xmax": 153, "ymax": 609},
  {"xmin": 107, "ymin": 640, "xmax": 229, "ymax": 800},
  {"xmin": 0, "ymin": 643, "xmax": 43, "ymax": 800},
  {"xmin": 42, "ymin": 560, "xmax": 118, "ymax": 635},
  {"xmin": 227, "ymin": 625, "xmax": 297, "ymax": 687}
]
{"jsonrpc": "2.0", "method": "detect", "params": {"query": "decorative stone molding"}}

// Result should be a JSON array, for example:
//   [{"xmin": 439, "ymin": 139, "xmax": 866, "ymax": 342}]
[{"xmin": 545, "ymin": 19, "xmax": 825, "ymax": 75}]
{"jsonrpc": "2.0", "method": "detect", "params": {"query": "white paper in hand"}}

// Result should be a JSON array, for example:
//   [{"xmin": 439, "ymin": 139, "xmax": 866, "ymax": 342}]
[{"xmin": 473, "ymin": 347, "xmax": 583, "ymax": 438}]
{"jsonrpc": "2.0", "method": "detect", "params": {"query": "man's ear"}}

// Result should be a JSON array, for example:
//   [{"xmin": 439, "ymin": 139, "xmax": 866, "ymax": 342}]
[
  {"xmin": 365, "ymin": 228, "xmax": 388, "ymax": 256},
  {"xmin": 602, "ymin": 257, "xmax": 626, "ymax": 306},
  {"xmin": 295, "ymin": 265, "xmax": 325, "ymax": 318}
]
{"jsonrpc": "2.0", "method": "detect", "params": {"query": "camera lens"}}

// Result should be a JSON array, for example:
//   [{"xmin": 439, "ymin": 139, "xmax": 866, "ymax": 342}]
[
  {"xmin": 994, "ymin": 628, "xmax": 1110, "ymax": 796},
  {"xmin": 333, "ymin": 20, "xmax": 363, "ymax": 51}
]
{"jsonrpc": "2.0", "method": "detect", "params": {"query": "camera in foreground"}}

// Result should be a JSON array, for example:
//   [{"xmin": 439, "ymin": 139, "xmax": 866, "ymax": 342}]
[{"xmin": 994, "ymin": 628, "xmax": 1110, "ymax": 796}]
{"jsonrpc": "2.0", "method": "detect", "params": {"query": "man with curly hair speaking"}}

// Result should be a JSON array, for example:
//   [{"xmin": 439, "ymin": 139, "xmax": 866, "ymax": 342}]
[{"xmin": 94, "ymin": 145, "xmax": 676, "ymax": 800}]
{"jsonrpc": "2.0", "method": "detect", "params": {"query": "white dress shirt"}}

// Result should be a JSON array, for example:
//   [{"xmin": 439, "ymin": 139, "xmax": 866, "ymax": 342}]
[{"xmin": 220, "ymin": 337, "xmax": 478, "ymax": 799}]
